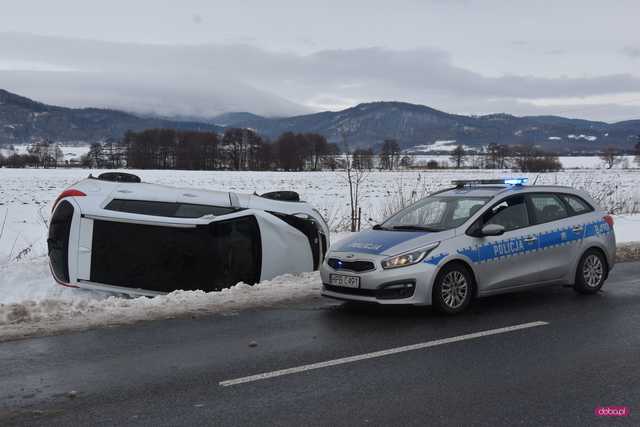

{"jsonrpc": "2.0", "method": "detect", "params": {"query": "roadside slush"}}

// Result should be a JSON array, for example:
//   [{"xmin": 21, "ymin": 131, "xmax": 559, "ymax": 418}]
[{"xmin": 616, "ymin": 242, "xmax": 640, "ymax": 263}]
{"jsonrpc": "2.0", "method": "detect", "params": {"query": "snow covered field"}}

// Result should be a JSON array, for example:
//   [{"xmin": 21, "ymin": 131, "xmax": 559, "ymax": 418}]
[{"xmin": 1, "ymin": 168, "xmax": 640, "ymax": 339}]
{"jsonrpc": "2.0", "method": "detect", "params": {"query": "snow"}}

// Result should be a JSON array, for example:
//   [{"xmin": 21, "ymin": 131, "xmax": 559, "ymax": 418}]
[
  {"xmin": 560, "ymin": 156, "xmax": 636, "ymax": 169},
  {"xmin": 613, "ymin": 215, "xmax": 640, "ymax": 243},
  {"xmin": 407, "ymin": 140, "xmax": 464, "ymax": 152},
  {"xmin": 548, "ymin": 136, "xmax": 562, "ymax": 141},
  {"xmin": 1, "ymin": 168, "xmax": 640, "ymax": 339},
  {"xmin": 0, "ymin": 259, "xmax": 323, "ymax": 341},
  {"xmin": 568, "ymin": 134, "xmax": 598, "ymax": 142}
]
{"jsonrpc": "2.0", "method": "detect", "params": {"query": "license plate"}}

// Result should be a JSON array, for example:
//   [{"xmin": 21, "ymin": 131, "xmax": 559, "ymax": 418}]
[{"xmin": 330, "ymin": 274, "xmax": 360, "ymax": 288}]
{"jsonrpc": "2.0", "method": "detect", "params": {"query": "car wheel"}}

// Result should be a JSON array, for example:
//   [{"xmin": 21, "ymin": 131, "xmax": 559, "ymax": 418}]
[
  {"xmin": 574, "ymin": 249, "xmax": 607, "ymax": 294},
  {"xmin": 433, "ymin": 264, "xmax": 473, "ymax": 314}
]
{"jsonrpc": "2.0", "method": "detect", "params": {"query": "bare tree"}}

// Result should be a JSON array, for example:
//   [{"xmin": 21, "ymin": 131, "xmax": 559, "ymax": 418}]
[
  {"xmin": 400, "ymin": 155, "xmax": 414, "ymax": 169},
  {"xmin": 341, "ymin": 135, "xmax": 368, "ymax": 232},
  {"xmin": 486, "ymin": 143, "xmax": 510, "ymax": 169},
  {"xmin": 321, "ymin": 143, "xmax": 340, "ymax": 171},
  {"xmin": 600, "ymin": 146, "xmax": 621, "ymax": 169},
  {"xmin": 511, "ymin": 145, "xmax": 561, "ymax": 172},
  {"xmin": 352, "ymin": 148, "xmax": 374, "ymax": 170},
  {"xmin": 379, "ymin": 139, "xmax": 401, "ymax": 170},
  {"xmin": 450, "ymin": 145, "xmax": 467, "ymax": 168}
]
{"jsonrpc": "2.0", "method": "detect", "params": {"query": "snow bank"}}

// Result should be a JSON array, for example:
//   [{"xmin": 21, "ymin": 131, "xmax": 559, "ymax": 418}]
[
  {"xmin": 613, "ymin": 215, "xmax": 640, "ymax": 243},
  {"xmin": 0, "ymin": 256, "xmax": 109, "ymax": 305},
  {"xmin": 0, "ymin": 257, "xmax": 322, "ymax": 341}
]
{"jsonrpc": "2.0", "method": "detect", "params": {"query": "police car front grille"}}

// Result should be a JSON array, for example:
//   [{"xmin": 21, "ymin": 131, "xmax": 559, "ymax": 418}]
[{"xmin": 327, "ymin": 258, "xmax": 375, "ymax": 272}]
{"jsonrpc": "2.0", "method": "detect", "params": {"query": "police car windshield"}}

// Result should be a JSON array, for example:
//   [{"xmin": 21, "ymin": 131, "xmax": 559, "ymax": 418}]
[{"xmin": 381, "ymin": 196, "xmax": 491, "ymax": 231}]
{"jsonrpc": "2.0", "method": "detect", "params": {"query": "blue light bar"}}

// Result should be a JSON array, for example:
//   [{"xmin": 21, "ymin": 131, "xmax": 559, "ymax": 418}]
[{"xmin": 503, "ymin": 178, "xmax": 528, "ymax": 185}]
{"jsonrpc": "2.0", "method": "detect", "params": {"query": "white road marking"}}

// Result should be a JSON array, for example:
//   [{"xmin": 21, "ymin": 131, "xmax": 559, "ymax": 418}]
[{"xmin": 219, "ymin": 321, "xmax": 549, "ymax": 387}]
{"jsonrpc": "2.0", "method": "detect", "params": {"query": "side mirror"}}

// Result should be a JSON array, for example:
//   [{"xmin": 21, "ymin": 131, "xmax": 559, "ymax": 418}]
[{"xmin": 480, "ymin": 224, "xmax": 505, "ymax": 236}]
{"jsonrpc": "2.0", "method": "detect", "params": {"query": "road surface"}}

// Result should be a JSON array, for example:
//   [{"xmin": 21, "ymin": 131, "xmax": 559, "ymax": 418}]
[{"xmin": 1, "ymin": 262, "xmax": 640, "ymax": 426}]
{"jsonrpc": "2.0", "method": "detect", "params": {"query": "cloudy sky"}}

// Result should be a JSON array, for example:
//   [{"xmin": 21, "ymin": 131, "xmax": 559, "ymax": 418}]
[{"xmin": 1, "ymin": 0, "xmax": 639, "ymax": 121}]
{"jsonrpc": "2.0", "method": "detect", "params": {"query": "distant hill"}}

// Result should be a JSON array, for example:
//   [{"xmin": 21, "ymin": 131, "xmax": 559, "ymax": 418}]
[
  {"xmin": 214, "ymin": 102, "xmax": 640, "ymax": 154},
  {"xmin": 2, "ymin": 89, "xmax": 639, "ymax": 153},
  {"xmin": 0, "ymin": 89, "xmax": 222, "ymax": 145}
]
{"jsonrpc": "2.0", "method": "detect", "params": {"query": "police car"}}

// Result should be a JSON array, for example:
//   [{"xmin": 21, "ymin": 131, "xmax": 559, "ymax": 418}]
[
  {"xmin": 321, "ymin": 178, "xmax": 616, "ymax": 314},
  {"xmin": 48, "ymin": 172, "xmax": 329, "ymax": 296}
]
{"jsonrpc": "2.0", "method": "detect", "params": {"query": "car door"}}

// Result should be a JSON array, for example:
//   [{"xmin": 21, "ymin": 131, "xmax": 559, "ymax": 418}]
[
  {"xmin": 467, "ymin": 194, "xmax": 541, "ymax": 292},
  {"xmin": 523, "ymin": 193, "xmax": 578, "ymax": 282}
]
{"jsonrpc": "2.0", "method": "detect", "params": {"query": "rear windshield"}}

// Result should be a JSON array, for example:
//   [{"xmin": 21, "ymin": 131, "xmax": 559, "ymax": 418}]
[{"xmin": 48, "ymin": 200, "xmax": 74, "ymax": 283}]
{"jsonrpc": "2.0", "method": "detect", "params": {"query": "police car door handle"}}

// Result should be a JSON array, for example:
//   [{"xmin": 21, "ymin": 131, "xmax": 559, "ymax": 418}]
[
  {"xmin": 572, "ymin": 225, "xmax": 584, "ymax": 232},
  {"xmin": 523, "ymin": 235, "xmax": 537, "ymax": 243}
]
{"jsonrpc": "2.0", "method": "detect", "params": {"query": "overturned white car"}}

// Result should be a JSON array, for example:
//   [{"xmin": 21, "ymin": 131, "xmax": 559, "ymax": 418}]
[{"xmin": 48, "ymin": 172, "xmax": 329, "ymax": 296}]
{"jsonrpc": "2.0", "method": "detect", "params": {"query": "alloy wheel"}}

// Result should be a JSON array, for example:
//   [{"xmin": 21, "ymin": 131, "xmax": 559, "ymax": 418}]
[
  {"xmin": 582, "ymin": 254, "xmax": 604, "ymax": 288},
  {"xmin": 441, "ymin": 271, "xmax": 469, "ymax": 309}
]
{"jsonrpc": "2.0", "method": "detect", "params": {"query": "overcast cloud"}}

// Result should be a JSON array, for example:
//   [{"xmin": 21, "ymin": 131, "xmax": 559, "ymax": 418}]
[{"xmin": 1, "ymin": 1, "xmax": 639, "ymax": 121}]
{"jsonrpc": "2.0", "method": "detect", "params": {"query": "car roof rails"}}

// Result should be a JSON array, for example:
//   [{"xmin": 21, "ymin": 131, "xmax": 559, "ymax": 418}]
[{"xmin": 452, "ymin": 178, "xmax": 528, "ymax": 189}]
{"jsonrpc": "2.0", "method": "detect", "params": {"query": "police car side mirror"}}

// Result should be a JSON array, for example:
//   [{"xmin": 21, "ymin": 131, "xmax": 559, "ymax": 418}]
[{"xmin": 481, "ymin": 224, "xmax": 505, "ymax": 236}]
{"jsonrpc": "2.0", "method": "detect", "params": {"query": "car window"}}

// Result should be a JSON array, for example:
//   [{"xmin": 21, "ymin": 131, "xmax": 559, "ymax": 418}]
[
  {"xmin": 174, "ymin": 203, "xmax": 236, "ymax": 218},
  {"xmin": 529, "ymin": 194, "xmax": 569, "ymax": 224},
  {"xmin": 560, "ymin": 194, "xmax": 592, "ymax": 215},
  {"xmin": 105, "ymin": 199, "xmax": 237, "ymax": 218},
  {"xmin": 482, "ymin": 195, "xmax": 529, "ymax": 231},
  {"xmin": 382, "ymin": 196, "xmax": 490, "ymax": 231},
  {"xmin": 452, "ymin": 199, "xmax": 485, "ymax": 220},
  {"xmin": 450, "ymin": 199, "xmax": 486, "ymax": 227}
]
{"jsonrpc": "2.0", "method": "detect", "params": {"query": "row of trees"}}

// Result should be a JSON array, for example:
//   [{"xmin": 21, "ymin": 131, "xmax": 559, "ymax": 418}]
[
  {"xmin": 115, "ymin": 128, "xmax": 341, "ymax": 171},
  {"xmin": 0, "ymin": 141, "xmax": 64, "ymax": 168},
  {"xmin": 599, "ymin": 141, "xmax": 640, "ymax": 169},
  {"xmin": 346, "ymin": 143, "xmax": 563, "ymax": 172},
  {"xmin": 2, "ymin": 133, "xmax": 639, "ymax": 172}
]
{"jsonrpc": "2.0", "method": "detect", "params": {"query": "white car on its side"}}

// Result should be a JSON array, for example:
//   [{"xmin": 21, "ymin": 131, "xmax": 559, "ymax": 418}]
[{"xmin": 48, "ymin": 172, "xmax": 329, "ymax": 296}]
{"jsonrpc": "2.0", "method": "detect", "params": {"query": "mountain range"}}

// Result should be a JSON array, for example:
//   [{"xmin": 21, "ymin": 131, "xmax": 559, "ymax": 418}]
[
  {"xmin": 0, "ymin": 89, "xmax": 222, "ymax": 145},
  {"xmin": 213, "ymin": 103, "xmax": 640, "ymax": 153},
  {"xmin": 1, "ymin": 89, "xmax": 639, "ymax": 153}
]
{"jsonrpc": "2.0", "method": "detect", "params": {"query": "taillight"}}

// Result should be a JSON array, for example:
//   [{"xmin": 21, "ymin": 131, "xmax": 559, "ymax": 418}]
[
  {"xmin": 52, "ymin": 189, "xmax": 86, "ymax": 211},
  {"xmin": 603, "ymin": 215, "xmax": 614, "ymax": 228}
]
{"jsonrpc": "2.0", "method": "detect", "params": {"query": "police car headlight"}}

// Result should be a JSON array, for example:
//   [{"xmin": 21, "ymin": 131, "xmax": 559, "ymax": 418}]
[{"xmin": 381, "ymin": 243, "xmax": 439, "ymax": 270}]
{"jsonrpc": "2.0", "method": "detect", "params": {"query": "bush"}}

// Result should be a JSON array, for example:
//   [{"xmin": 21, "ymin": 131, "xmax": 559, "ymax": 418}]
[
  {"xmin": 426, "ymin": 160, "xmax": 439, "ymax": 169},
  {"xmin": 511, "ymin": 146, "xmax": 562, "ymax": 172}
]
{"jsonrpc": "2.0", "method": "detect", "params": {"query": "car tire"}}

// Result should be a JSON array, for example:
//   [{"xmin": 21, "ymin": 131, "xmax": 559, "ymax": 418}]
[
  {"xmin": 433, "ymin": 263, "xmax": 473, "ymax": 314},
  {"xmin": 574, "ymin": 249, "xmax": 607, "ymax": 294}
]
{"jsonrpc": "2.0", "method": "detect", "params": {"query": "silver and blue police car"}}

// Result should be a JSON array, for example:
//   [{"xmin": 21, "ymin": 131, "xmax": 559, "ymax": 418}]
[{"xmin": 321, "ymin": 178, "xmax": 616, "ymax": 314}]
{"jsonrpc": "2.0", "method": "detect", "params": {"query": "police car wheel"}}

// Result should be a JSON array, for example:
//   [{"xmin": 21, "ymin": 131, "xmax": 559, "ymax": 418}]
[
  {"xmin": 433, "ymin": 264, "xmax": 473, "ymax": 314},
  {"xmin": 574, "ymin": 249, "xmax": 607, "ymax": 294}
]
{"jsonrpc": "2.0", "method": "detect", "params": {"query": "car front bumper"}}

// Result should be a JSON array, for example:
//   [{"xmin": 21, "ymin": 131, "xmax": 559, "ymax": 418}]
[{"xmin": 320, "ymin": 253, "xmax": 437, "ymax": 305}]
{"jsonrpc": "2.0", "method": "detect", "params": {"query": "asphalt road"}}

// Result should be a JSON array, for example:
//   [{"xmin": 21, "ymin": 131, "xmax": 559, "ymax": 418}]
[{"xmin": 1, "ymin": 262, "xmax": 640, "ymax": 426}]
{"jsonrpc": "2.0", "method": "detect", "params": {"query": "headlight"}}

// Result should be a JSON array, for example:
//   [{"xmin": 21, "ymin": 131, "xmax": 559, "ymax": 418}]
[{"xmin": 381, "ymin": 243, "xmax": 439, "ymax": 270}]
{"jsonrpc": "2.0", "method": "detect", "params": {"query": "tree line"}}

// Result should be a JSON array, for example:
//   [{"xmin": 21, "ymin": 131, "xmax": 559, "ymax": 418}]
[
  {"xmin": 0, "ymin": 141, "xmax": 64, "ymax": 168},
  {"xmin": 2, "ymin": 131, "xmax": 639, "ymax": 172},
  {"xmin": 111, "ymin": 128, "xmax": 341, "ymax": 171}
]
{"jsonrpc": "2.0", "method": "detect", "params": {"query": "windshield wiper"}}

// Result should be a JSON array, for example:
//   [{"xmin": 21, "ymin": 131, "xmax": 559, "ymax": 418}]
[{"xmin": 390, "ymin": 225, "xmax": 442, "ymax": 232}]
